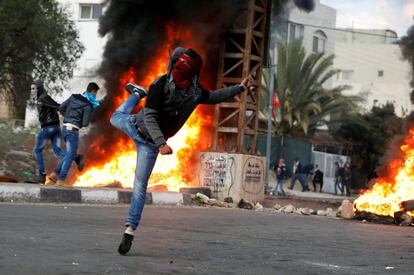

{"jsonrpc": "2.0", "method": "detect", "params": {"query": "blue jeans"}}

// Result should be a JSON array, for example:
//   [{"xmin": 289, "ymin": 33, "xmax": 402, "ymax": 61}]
[
  {"xmin": 272, "ymin": 178, "xmax": 286, "ymax": 196},
  {"xmin": 54, "ymin": 128, "xmax": 79, "ymax": 180},
  {"xmin": 290, "ymin": 173, "xmax": 306, "ymax": 191},
  {"xmin": 334, "ymin": 177, "xmax": 343, "ymax": 195},
  {"xmin": 34, "ymin": 125, "xmax": 65, "ymax": 175},
  {"xmin": 110, "ymin": 93, "xmax": 159, "ymax": 230}
]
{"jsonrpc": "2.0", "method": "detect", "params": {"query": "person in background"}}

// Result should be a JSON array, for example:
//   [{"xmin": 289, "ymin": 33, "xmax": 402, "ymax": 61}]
[
  {"xmin": 312, "ymin": 164, "xmax": 324, "ymax": 192},
  {"xmin": 31, "ymin": 80, "xmax": 65, "ymax": 183},
  {"xmin": 334, "ymin": 161, "xmax": 344, "ymax": 195},
  {"xmin": 303, "ymin": 163, "xmax": 314, "ymax": 191},
  {"xmin": 46, "ymin": 82, "xmax": 100, "ymax": 186},
  {"xmin": 289, "ymin": 158, "xmax": 307, "ymax": 192},
  {"xmin": 341, "ymin": 162, "xmax": 352, "ymax": 196},
  {"xmin": 270, "ymin": 158, "xmax": 287, "ymax": 196}
]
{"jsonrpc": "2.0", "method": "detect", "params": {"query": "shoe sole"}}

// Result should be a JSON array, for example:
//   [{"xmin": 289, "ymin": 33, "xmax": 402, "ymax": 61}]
[{"xmin": 125, "ymin": 83, "xmax": 148, "ymax": 97}]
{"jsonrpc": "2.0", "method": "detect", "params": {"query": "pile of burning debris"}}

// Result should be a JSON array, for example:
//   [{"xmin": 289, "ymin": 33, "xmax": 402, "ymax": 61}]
[
  {"xmin": 192, "ymin": 192, "xmax": 414, "ymax": 227},
  {"xmin": 355, "ymin": 200, "xmax": 414, "ymax": 227}
]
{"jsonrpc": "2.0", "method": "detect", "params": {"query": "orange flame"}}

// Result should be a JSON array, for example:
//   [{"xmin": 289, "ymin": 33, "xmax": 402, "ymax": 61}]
[
  {"xmin": 354, "ymin": 129, "xmax": 414, "ymax": 217},
  {"xmin": 74, "ymin": 23, "xmax": 212, "ymax": 191}
]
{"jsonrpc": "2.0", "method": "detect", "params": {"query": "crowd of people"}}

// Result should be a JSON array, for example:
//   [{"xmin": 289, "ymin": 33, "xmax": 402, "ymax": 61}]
[
  {"xmin": 32, "ymin": 80, "xmax": 100, "ymax": 186},
  {"xmin": 270, "ymin": 158, "xmax": 352, "ymax": 197}
]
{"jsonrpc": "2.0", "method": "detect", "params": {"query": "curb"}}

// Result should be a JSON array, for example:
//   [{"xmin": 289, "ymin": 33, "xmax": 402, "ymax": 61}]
[{"xmin": 0, "ymin": 183, "xmax": 191, "ymax": 205}]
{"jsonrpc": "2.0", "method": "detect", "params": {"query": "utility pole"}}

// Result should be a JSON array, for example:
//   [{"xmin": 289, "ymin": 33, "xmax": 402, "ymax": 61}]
[{"xmin": 264, "ymin": 64, "xmax": 276, "ymax": 193}]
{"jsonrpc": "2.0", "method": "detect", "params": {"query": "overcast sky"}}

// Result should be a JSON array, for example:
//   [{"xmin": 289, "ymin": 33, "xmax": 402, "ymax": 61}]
[{"xmin": 320, "ymin": 0, "xmax": 414, "ymax": 37}]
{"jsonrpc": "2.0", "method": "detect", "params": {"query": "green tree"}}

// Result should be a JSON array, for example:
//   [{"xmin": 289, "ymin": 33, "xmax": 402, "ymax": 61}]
[
  {"xmin": 331, "ymin": 103, "xmax": 404, "ymax": 187},
  {"xmin": 260, "ymin": 39, "xmax": 362, "ymax": 136},
  {"xmin": 0, "ymin": 0, "xmax": 84, "ymax": 118}
]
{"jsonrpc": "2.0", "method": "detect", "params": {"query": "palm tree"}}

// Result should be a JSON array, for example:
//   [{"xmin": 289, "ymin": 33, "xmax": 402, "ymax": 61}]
[{"xmin": 260, "ymin": 39, "xmax": 364, "ymax": 136}]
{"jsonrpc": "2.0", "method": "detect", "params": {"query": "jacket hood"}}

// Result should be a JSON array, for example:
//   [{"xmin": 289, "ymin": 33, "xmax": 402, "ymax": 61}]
[
  {"xmin": 33, "ymin": 79, "xmax": 46, "ymax": 98},
  {"xmin": 167, "ymin": 47, "xmax": 186, "ymax": 77},
  {"xmin": 167, "ymin": 47, "xmax": 203, "ymax": 89},
  {"xmin": 71, "ymin": 94, "xmax": 93, "ymax": 108}
]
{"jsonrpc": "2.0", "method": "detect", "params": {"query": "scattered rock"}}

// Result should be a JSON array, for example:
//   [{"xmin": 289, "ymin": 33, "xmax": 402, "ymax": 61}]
[
  {"xmin": 326, "ymin": 208, "xmax": 338, "ymax": 217},
  {"xmin": 300, "ymin": 208, "xmax": 312, "ymax": 215},
  {"xmin": 294, "ymin": 208, "xmax": 303, "ymax": 214},
  {"xmin": 317, "ymin": 210, "xmax": 327, "ymax": 216},
  {"xmin": 280, "ymin": 204, "xmax": 295, "ymax": 213},
  {"xmin": 273, "ymin": 204, "xmax": 282, "ymax": 210},
  {"xmin": 237, "ymin": 199, "xmax": 254, "ymax": 210},
  {"xmin": 339, "ymin": 200, "xmax": 355, "ymax": 219},
  {"xmin": 224, "ymin": 197, "xmax": 233, "ymax": 203},
  {"xmin": 394, "ymin": 211, "xmax": 412, "ymax": 226},
  {"xmin": 255, "ymin": 202, "xmax": 264, "ymax": 211},
  {"xmin": 209, "ymin": 199, "xmax": 226, "ymax": 207},
  {"xmin": 195, "ymin": 192, "xmax": 210, "ymax": 204},
  {"xmin": 309, "ymin": 209, "xmax": 317, "ymax": 215}
]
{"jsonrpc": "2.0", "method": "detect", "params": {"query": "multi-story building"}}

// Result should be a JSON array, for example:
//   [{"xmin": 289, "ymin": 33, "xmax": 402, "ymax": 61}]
[
  {"xmin": 333, "ymin": 29, "xmax": 411, "ymax": 115},
  {"xmin": 268, "ymin": 0, "xmax": 336, "ymax": 88}
]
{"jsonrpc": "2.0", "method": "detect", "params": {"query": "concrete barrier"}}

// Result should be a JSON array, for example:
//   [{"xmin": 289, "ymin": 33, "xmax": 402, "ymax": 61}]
[{"xmin": 0, "ymin": 182, "xmax": 191, "ymax": 205}]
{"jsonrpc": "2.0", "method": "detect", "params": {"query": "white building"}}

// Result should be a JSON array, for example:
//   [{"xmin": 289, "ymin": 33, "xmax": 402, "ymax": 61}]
[
  {"xmin": 25, "ymin": 0, "xmax": 106, "ymax": 127},
  {"xmin": 287, "ymin": 0, "xmax": 336, "ymax": 57},
  {"xmin": 332, "ymin": 29, "xmax": 412, "ymax": 116}
]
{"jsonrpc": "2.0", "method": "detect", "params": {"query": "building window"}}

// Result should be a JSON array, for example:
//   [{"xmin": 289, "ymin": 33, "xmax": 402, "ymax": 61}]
[
  {"xmin": 340, "ymin": 70, "xmax": 354, "ymax": 80},
  {"xmin": 79, "ymin": 4, "xmax": 103, "ymax": 20},
  {"xmin": 313, "ymin": 30, "xmax": 327, "ymax": 53},
  {"xmin": 288, "ymin": 23, "xmax": 304, "ymax": 42},
  {"xmin": 378, "ymin": 70, "xmax": 384, "ymax": 77}
]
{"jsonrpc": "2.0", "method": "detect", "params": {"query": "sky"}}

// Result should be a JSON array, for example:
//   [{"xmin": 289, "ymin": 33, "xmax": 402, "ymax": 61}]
[{"xmin": 320, "ymin": 0, "xmax": 414, "ymax": 37}]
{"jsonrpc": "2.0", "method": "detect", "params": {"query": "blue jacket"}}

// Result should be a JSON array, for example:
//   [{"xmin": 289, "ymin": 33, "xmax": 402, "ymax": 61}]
[{"xmin": 59, "ymin": 94, "xmax": 93, "ymax": 128}]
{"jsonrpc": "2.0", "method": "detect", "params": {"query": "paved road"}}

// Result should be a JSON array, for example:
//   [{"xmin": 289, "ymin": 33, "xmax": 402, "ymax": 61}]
[{"xmin": 0, "ymin": 203, "xmax": 413, "ymax": 275}]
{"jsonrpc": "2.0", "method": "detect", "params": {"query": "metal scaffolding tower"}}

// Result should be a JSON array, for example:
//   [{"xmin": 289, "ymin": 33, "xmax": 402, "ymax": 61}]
[{"xmin": 212, "ymin": 0, "xmax": 269, "ymax": 154}]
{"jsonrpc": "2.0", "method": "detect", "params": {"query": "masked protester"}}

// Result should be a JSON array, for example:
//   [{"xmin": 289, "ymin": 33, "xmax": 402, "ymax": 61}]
[
  {"xmin": 46, "ymin": 82, "xmax": 100, "ymax": 186},
  {"xmin": 32, "ymin": 80, "xmax": 66, "ymax": 183},
  {"xmin": 110, "ymin": 47, "xmax": 254, "ymax": 255}
]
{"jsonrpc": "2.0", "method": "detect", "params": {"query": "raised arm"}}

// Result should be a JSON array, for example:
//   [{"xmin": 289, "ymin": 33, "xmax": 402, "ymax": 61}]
[
  {"xmin": 199, "ymin": 75, "xmax": 254, "ymax": 104},
  {"xmin": 199, "ymin": 85, "xmax": 245, "ymax": 104}
]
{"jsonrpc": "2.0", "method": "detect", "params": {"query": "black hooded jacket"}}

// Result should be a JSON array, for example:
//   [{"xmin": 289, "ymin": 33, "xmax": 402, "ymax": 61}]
[
  {"xmin": 59, "ymin": 94, "xmax": 93, "ymax": 129},
  {"xmin": 33, "ymin": 80, "xmax": 60, "ymax": 128},
  {"xmin": 134, "ymin": 47, "xmax": 245, "ymax": 147}
]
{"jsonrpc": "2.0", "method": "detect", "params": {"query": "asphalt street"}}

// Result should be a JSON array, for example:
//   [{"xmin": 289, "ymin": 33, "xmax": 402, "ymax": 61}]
[{"xmin": 0, "ymin": 203, "xmax": 413, "ymax": 275}]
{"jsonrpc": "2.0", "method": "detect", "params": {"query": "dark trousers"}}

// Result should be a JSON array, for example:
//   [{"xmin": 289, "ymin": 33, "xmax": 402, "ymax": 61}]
[
  {"xmin": 290, "ymin": 173, "xmax": 306, "ymax": 191},
  {"xmin": 313, "ymin": 179, "xmax": 323, "ymax": 192}
]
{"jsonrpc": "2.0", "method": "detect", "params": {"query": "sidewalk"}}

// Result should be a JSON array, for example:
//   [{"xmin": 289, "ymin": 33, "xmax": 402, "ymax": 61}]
[{"xmin": 284, "ymin": 189, "xmax": 355, "ymax": 202}]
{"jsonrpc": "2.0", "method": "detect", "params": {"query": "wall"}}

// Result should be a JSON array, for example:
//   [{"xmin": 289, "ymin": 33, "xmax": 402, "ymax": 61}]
[
  {"xmin": 195, "ymin": 152, "xmax": 265, "ymax": 204},
  {"xmin": 333, "ymin": 37, "xmax": 411, "ymax": 115}
]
